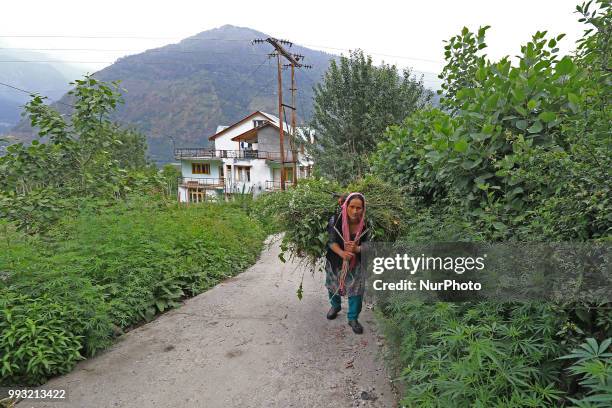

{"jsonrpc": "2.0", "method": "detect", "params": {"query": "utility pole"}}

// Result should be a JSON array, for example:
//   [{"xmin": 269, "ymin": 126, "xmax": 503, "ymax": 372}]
[
  {"xmin": 253, "ymin": 37, "xmax": 304, "ymax": 191},
  {"xmin": 276, "ymin": 51, "xmax": 285, "ymax": 190},
  {"xmin": 290, "ymin": 62, "xmax": 298, "ymax": 186},
  {"xmin": 288, "ymin": 60, "xmax": 312, "ymax": 186}
]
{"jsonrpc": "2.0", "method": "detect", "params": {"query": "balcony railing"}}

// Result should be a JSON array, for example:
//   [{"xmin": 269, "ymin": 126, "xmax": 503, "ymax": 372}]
[
  {"xmin": 265, "ymin": 180, "xmax": 297, "ymax": 191},
  {"xmin": 175, "ymin": 148, "xmax": 297, "ymax": 162},
  {"xmin": 179, "ymin": 177, "xmax": 225, "ymax": 188}
]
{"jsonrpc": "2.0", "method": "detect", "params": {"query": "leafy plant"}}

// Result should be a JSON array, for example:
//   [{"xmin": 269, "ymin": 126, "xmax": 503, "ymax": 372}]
[
  {"xmin": 560, "ymin": 338, "xmax": 612, "ymax": 407},
  {"xmin": 259, "ymin": 177, "xmax": 406, "ymax": 270},
  {"xmin": 1, "ymin": 198, "xmax": 266, "ymax": 386}
]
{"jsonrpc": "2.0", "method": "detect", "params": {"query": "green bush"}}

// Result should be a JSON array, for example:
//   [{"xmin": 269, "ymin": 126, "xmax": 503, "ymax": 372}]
[
  {"xmin": 370, "ymin": 4, "xmax": 611, "ymax": 406},
  {"xmin": 248, "ymin": 190, "xmax": 291, "ymax": 235},
  {"xmin": 380, "ymin": 298, "xmax": 572, "ymax": 406},
  {"xmin": 0, "ymin": 292, "xmax": 86, "ymax": 386},
  {"xmin": 0, "ymin": 198, "xmax": 265, "ymax": 385}
]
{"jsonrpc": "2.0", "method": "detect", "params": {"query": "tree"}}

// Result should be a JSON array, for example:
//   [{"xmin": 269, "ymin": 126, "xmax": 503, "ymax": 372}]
[
  {"xmin": 112, "ymin": 126, "xmax": 151, "ymax": 170},
  {"xmin": 0, "ymin": 75, "xmax": 151, "ymax": 233},
  {"xmin": 310, "ymin": 50, "xmax": 433, "ymax": 183}
]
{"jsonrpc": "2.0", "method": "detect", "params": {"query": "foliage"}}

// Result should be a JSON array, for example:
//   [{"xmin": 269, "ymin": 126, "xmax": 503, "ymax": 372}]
[
  {"xmin": 438, "ymin": 25, "xmax": 490, "ymax": 114},
  {"xmin": 310, "ymin": 50, "xmax": 433, "ymax": 182},
  {"xmin": 275, "ymin": 178, "xmax": 340, "ymax": 266},
  {"xmin": 257, "ymin": 177, "xmax": 406, "ymax": 269},
  {"xmin": 560, "ymin": 338, "xmax": 612, "ymax": 407},
  {"xmin": 371, "ymin": 0, "xmax": 611, "ymax": 241},
  {"xmin": 380, "ymin": 299, "xmax": 573, "ymax": 407},
  {"xmin": 112, "ymin": 126, "xmax": 151, "ymax": 170},
  {"xmin": 0, "ymin": 75, "xmax": 158, "ymax": 234},
  {"xmin": 0, "ymin": 292, "xmax": 94, "ymax": 387},
  {"xmin": 371, "ymin": 2, "xmax": 611, "ymax": 406},
  {"xmin": 159, "ymin": 164, "xmax": 181, "ymax": 199},
  {"xmin": 510, "ymin": 133, "xmax": 610, "ymax": 241},
  {"xmin": 248, "ymin": 190, "xmax": 292, "ymax": 235},
  {"xmin": 0, "ymin": 199, "xmax": 265, "ymax": 386}
]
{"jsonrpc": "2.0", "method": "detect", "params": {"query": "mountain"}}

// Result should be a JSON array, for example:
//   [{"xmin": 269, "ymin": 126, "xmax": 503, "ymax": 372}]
[
  {"xmin": 8, "ymin": 26, "xmax": 442, "ymax": 164},
  {"xmin": 10, "ymin": 26, "xmax": 335, "ymax": 163},
  {"xmin": 0, "ymin": 44, "xmax": 86, "ymax": 133}
]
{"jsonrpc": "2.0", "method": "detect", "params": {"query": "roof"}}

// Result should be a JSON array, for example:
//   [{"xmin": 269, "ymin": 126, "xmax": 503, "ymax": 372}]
[
  {"xmin": 230, "ymin": 122, "xmax": 280, "ymax": 141},
  {"xmin": 208, "ymin": 111, "xmax": 288, "ymax": 141}
]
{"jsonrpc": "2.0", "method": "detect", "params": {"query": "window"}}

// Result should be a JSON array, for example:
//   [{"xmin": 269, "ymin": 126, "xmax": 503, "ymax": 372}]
[
  {"xmin": 253, "ymin": 120, "xmax": 266, "ymax": 128},
  {"xmin": 192, "ymin": 163, "xmax": 210, "ymax": 174},
  {"xmin": 235, "ymin": 165, "xmax": 251, "ymax": 182},
  {"xmin": 189, "ymin": 189, "xmax": 205, "ymax": 203},
  {"xmin": 284, "ymin": 167, "xmax": 294, "ymax": 182}
]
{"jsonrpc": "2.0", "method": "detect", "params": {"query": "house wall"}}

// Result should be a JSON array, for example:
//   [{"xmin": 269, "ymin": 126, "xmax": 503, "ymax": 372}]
[
  {"xmin": 181, "ymin": 159, "xmax": 223, "ymax": 179},
  {"xmin": 213, "ymin": 113, "xmax": 271, "ymax": 151},
  {"xmin": 257, "ymin": 126, "xmax": 295, "ymax": 160},
  {"xmin": 223, "ymin": 159, "xmax": 270, "ymax": 196}
]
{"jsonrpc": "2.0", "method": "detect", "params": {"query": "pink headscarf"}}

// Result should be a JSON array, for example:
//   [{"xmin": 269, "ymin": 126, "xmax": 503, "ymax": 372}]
[{"xmin": 341, "ymin": 192, "xmax": 366, "ymax": 269}]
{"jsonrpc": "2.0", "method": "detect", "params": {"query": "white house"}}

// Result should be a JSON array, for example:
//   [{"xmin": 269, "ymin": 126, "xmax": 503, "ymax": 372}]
[{"xmin": 175, "ymin": 111, "xmax": 314, "ymax": 202}]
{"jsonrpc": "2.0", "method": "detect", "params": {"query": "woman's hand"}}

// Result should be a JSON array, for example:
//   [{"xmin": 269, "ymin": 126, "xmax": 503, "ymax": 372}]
[
  {"xmin": 345, "ymin": 241, "xmax": 361, "ymax": 254},
  {"xmin": 340, "ymin": 250, "xmax": 355, "ymax": 262}
]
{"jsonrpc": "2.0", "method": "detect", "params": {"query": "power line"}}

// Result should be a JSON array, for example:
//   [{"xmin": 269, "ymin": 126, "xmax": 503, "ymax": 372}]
[
  {"xmin": 0, "ymin": 35, "xmax": 248, "ymax": 41},
  {"xmin": 300, "ymin": 43, "xmax": 444, "ymax": 65},
  {"xmin": 0, "ymin": 60, "xmax": 285, "ymax": 65},
  {"xmin": 0, "ymin": 81, "xmax": 36, "ymax": 94},
  {"xmin": 250, "ymin": 74, "xmax": 277, "ymax": 101},
  {"xmin": 0, "ymin": 35, "xmax": 444, "ymax": 64},
  {"xmin": 232, "ymin": 56, "xmax": 275, "ymax": 91},
  {"xmin": 0, "ymin": 47, "xmax": 272, "ymax": 56},
  {"xmin": 297, "ymin": 69, "xmax": 320, "ymax": 88},
  {"xmin": 0, "ymin": 81, "xmax": 74, "ymax": 108}
]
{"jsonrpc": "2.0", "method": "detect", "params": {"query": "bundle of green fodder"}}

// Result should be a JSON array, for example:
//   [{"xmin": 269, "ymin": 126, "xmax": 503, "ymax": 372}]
[{"xmin": 266, "ymin": 176, "xmax": 406, "ymax": 269}]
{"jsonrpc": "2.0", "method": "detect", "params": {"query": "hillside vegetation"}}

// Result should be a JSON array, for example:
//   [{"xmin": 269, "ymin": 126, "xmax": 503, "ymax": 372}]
[{"xmin": 0, "ymin": 199, "xmax": 265, "ymax": 385}]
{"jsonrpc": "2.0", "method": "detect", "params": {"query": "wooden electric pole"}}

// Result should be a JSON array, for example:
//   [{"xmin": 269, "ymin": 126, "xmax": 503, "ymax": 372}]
[
  {"xmin": 290, "ymin": 63, "xmax": 298, "ymax": 187},
  {"xmin": 253, "ymin": 37, "xmax": 303, "ymax": 191},
  {"xmin": 275, "ymin": 52, "xmax": 285, "ymax": 190}
]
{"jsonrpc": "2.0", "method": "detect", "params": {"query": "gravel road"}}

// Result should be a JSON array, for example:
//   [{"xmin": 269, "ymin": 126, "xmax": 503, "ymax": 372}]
[{"xmin": 19, "ymin": 235, "xmax": 397, "ymax": 408}]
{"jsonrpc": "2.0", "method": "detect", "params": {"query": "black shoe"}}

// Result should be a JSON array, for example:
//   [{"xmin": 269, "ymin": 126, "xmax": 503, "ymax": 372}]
[
  {"xmin": 348, "ymin": 320, "xmax": 363, "ymax": 334},
  {"xmin": 327, "ymin": 306, "xmax": 341, "ymax": 320}
]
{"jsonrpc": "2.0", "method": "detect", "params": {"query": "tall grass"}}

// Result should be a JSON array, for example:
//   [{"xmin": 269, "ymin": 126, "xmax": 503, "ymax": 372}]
[{"xmin": 0, "ymin": 197, "xmax": 266, "ymax": 386}]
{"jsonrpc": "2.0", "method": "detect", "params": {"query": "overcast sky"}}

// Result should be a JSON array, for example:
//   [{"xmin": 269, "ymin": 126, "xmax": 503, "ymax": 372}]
[{"xmin": 1, "ymin": 0, "xmax": 585, "ymax": 85}]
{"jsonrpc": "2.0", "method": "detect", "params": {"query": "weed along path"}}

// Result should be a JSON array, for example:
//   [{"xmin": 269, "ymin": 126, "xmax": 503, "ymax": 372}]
[{"xmin": 22, "ymin": 235, "xmax": 396, "ymax": 408}]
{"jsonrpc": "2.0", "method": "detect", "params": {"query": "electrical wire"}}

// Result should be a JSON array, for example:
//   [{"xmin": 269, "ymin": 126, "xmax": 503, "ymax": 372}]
[
  {"xmin": 0, "ymin": 81, "xmax": 74, "ymax": 108},
  {"xmin": 0, "ymin": 35, "xmax": 444, "ymax": 65}
]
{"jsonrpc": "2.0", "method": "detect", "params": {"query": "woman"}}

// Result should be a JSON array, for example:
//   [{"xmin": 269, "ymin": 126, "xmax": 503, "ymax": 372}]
[{"xmin": 325, "ymin": 192, "xmax": 369, "ymax": 334}]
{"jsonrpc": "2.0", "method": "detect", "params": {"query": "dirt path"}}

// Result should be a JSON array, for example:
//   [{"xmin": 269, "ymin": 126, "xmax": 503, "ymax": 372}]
[{"xmin": 21, "ymin": 235, "xmax": 397, "ymax": 408}]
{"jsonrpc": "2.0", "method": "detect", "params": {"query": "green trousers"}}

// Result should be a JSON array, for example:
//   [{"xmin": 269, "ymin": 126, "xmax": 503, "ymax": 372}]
[{"xmin": 328, "ymin": 290, "xmax": 362, "ymax": 321}]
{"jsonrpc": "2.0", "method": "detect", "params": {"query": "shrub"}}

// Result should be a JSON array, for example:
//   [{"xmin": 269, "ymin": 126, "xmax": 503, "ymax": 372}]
[
  {"xmin": 379, "ymin": 298, "xmax": 571, "ymax": 406},
  {"xmin": 1, "ymin": 198, "xmax": 265, "ymax": 385}
]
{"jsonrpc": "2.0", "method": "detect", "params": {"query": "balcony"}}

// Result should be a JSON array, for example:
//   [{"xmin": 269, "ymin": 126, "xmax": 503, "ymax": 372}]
[
  {"xmin": 179, "ymin": 177, "xmax": 225, "ymax": 189},
  {"xmin": 265, "ymin": 180, "xmax": 297, "ymax": 191},
  {"xmin": 174, "ymin": 148, "xmax": 297, "ymax": 162}
]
